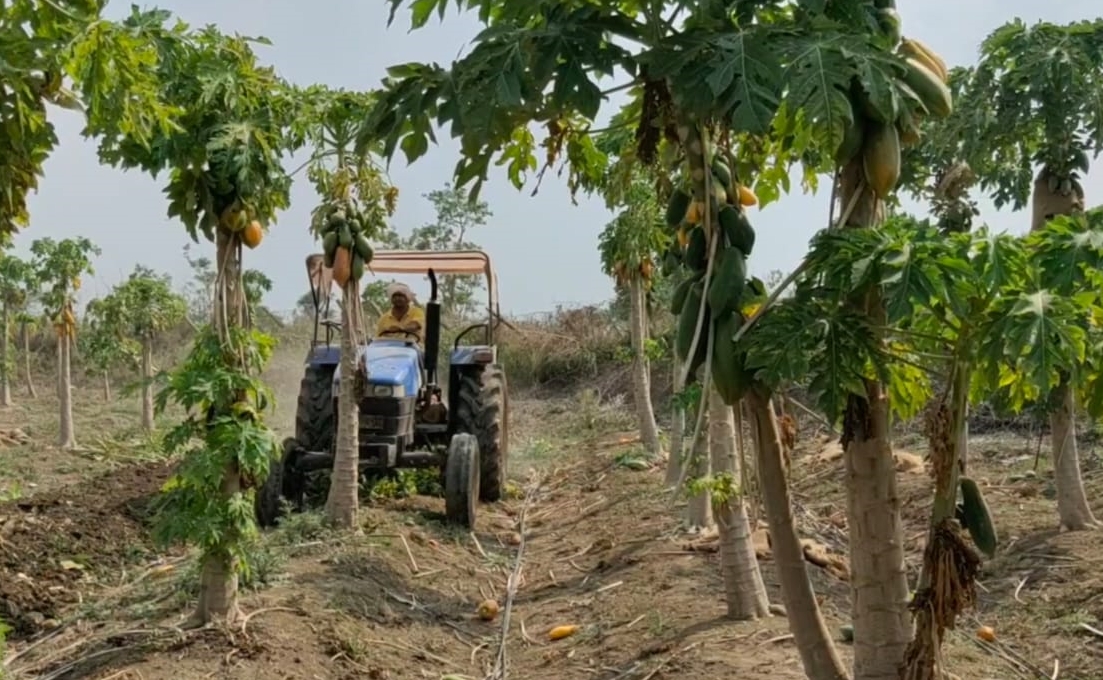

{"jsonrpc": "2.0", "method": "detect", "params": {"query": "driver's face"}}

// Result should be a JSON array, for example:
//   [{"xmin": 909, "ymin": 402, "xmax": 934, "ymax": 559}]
[{"xmin": 391, "ymin": 293, "xmax": 409, "ymax": 312}]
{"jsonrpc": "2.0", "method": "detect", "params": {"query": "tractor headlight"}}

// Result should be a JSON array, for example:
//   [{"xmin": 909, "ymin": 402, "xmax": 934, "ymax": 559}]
[{"xmin": 371, "ymin": 384, "xmax": 405, "ymax": 397}]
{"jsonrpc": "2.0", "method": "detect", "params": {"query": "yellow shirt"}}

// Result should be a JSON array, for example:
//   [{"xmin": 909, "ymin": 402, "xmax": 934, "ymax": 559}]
[{"xmin": 376, "ymin": 305, "xmax": 426, "ymax": 342}]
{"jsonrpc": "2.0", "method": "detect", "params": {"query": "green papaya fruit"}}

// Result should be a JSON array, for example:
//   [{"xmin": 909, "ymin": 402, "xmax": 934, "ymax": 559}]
[
  {"xmin": 338, "ymin": 224, "xmax": 353, "ymax": 248},
  {"xmin": 323, "ymin": 248, "xmax": 336, "ymax": 268},
  {"xmin": 686, "ymin": 227, "xmax": 708, "ymax": 272},
  {"xmin": 351, "ymin": 252, "xmax": 365, "ymax": 280},
  {"xmin": 671, "ymin": 277, "xmax": 695, "ymax": 316},
  {"xmin": 675, "ymin": 282, "xmax": 706, "ymax": 362},
  {"xmin": 707, "ymin": 247, "xmax": 748, "ymax": 319},
  {"xmin": 665, "ymin": 189, "xmax": 692, "ymax": 227},
  {"xmin": 711, "ymin": 313, "xmax": 751, "ymax": 405},
  {"xmin": 322, "ymin": 231, "xmax": 339, "ymax": 258},
  {"xmin": 711, "ymin": 159, "xmax": 732, "ymax": 190},
  {"xmin": 959, "ymin": 477, "xmax": 998, "ymax": 558},
  {"xmin": 718, "ymin": 206, "xmax": 756, "ymax": 256},
  {"xmin": 354, "ymin": 233, "xmax": 373, "ymax": 261}
]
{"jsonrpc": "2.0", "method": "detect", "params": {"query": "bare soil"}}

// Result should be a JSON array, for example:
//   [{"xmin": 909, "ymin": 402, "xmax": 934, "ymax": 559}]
[{"xmin": 2, "ymin": 375, "xmax": 1102, "ymax": 680}]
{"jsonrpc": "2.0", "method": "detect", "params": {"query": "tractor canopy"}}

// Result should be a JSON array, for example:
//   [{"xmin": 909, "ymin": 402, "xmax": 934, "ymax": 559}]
[{"xmin": 305, "ymin": 249, "xmax": 500, "ymax": 312}]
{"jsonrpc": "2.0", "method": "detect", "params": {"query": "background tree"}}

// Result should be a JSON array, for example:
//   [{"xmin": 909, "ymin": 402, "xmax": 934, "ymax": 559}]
[
  {"xmin": 299, "ymin": 86, "xmax": 398, "ymax": 529},
  {"xmin": 95, "ymin": 266, "xmax": 188, "ymax": 431},
  {"xmin": 0, "ymin": 0, "xmax": 174, "ymax": 244},
  {"xmin": 959, "ymin": 17, "xmax": 1103, "ymax": 531},
  {"xmin": 596, "ymin": 174, "xmax": 666, "ymax": 459},
  {"xmin": 80, "ymin": 298, "xmax": 131, "ymax": 401},
  {"xmin": 381, "ymin": 183, "xmax": 488, "ymax": 320},
  {"xmin": 86, "ymin": 11, "xmax": 294, "ymax": 625},
  {"xmin": 30, "ymin": 237, "xmax": 99, "ymax": 449},
  {"xmin": 0, "ymin": 251, "xmax": 36, "ymax": 407}
]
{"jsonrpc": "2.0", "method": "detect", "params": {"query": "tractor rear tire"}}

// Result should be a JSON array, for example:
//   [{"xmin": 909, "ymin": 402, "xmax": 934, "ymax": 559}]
[
  {"xmin": 456, "ymin": 364, "xmax": 509, "ymax": 502},
  {"xmin": 255, "ymin": 438, "xmax": 302, "ymax": 528},
  {"xmin": 296, "ymin": 363, "xmax": 336, "ymax": 453},
  {"xmin": 444, "ymin": 433, "xmax": 479, "ymax": 529}
]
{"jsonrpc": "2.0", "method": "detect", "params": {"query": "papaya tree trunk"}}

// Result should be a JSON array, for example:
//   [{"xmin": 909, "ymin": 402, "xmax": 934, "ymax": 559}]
[
  {"xmin": 325, "ymin": 280, "xmax": 362, "ymax": 528},
  {"xmin": 102, "ymin": 371, "xmax": 111, "ymax": 402},
  {"xmin": 708, "ymin": 389, "xmax": 770, "ymax": 619},
  {"xmin": 1, "ymin": 303, "xmax": 11, "ymax": 407},
  {"xmin": 1030, "ymin": 171, "xmax": 1098, "ymax": 530},
  {"xmin": 666, "ymin": 353, "xmax": 686, "ymax": 487},
  {"xmin": 22, "ymin": 323, "xmax": 37, "ymax": 399},
  {"xmin": 747, "ymin": 390, "xmax": 849, "ymax": 679},
  {"xmin": 901, "ymin": 363, "xmax": 981, "ymax": 680},
  {"xmin": 628, "ymin": 276, "xmax": 661, "ymax": 458},
  {"xmin": 839, "ymin": 159, "xmax": 912, "ymax": 679},
  {"xmin": 193, "ymin": 229, "xmax": 245, "ymax": 625},
  {"xmin": 685, "ymin": 401, "xmax": 712, "ymax": 529},
  {"xmin": 57, "ymin": 329, "xmax": 76, "ymax": 449},
  {"xmin": 140, "ymin": 335, "xmax": 154, "ymax": 431}
]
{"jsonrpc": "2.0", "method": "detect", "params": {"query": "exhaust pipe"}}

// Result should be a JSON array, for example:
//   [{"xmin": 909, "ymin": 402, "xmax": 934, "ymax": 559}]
[{"xmin": 425, "ymin": 268, "xmax": 440, "ymax": 384}]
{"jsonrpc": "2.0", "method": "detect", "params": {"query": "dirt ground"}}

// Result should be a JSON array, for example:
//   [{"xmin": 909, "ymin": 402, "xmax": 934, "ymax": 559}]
[{"xmin": 2, "ymin": 362, "xmax": 1103, "ymax": 679}]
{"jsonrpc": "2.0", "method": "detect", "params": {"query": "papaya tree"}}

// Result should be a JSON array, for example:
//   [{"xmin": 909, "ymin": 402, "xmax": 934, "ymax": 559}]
[
  {"xmin": 85, "ymin": 11, "xmax": 296, "ymax": 624},
  {"xmin": 0, "ymin": 251, "xmax": 36, "ymax": 407},
  {"xmin": 93, "ymin": 266, "xmax": 187, "ymax": 431},
  {"xmin": 959, "ymin": 18, "xmax": 1103, "ymax": 531},
  {"xmin": 0, "ymin": 0, "xmax": 176, "ymax": 243},
  {"xmin": 15, "ymin": 310, "xmax": 40, "ymax": 399},
  {"xmin": 356, "ymin": 1, "xmax": 962, "ymax": 676},
  {"xmin": 29, "ymin": 237, "xmax": 99, "ymax": 449},
  {"xmin": 596, "ymin": 175, "xmax": 666, "ymax": 460},
  {"xmin": 81, "ymin": 297, "xmax": 130, "ymax": 401},
  {"xmin": 296, "ymin": 86, "xmax": 397, "ymax": 529}
]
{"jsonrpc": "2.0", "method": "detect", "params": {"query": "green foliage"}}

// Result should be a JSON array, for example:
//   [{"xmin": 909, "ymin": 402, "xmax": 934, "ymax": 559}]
[
  {"xmin": 0, "ymin": 0, "xmax": 177, "ymax": 242},
  {"xmin": 745, "ymin": 211, "xmax": 1103, "ymax": 426},
  {"xmin": 85, "ymin": 11, "xmax": 296, "ymax": 242},
  {"xmin": 151, "ymin": 325, "xmax": 280, "ymax": 574},
  {"xmin": 360, "ymin": 0, "xmax": 925, "ymax": 204},
  {"xmin": 29, "ymin": 237, "xmax": 99, "ymax": 315},
  {"xmin": 962, "ymin": 18, "xmax": 1103, "ymax": 207},
  {"xmin": 597, "ymin": 172, "xmax": 670, "ymax": 282}
]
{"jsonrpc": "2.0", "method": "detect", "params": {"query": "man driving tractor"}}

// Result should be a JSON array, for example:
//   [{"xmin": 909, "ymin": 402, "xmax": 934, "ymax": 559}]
[{"xmin": 375, "ymin": 282, "xmax": 425, "ymax": 343}]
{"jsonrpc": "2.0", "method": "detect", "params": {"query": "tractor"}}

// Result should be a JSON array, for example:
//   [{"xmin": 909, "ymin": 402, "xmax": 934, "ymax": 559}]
[{"xmin": 255, "ymin": 249, "xmax": 509, "ymax": 529}]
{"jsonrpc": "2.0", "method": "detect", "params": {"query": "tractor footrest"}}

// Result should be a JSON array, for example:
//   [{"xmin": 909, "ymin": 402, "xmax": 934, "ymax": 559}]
[
  {"xmin": 396, "ymin": 450, "xmax": 442, "ymax": 467},
  {"xmin": 294, "ymin": 450, "xmax": 334, "ymax": 472}
]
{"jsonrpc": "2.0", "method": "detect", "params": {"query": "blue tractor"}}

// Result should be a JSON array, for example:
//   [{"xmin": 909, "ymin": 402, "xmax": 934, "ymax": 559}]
[{"xmin": 255, "ymin": 249, "xmax": 509, "ymax": 529}]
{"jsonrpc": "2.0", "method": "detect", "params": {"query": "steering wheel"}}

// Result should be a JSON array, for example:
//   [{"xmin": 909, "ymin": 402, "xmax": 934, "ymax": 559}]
[{"xmin": 378, "ymin": 328, "xmax": 422, "ymax": 343}]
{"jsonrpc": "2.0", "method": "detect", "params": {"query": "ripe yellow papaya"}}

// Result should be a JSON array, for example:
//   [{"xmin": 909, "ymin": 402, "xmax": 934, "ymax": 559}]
[
  {"xmin": 242, "ymin": 221, "xmax": 263, "ymax": 249},
  {"xmin": 900, "ymin": 58, "xmax": 952, "ymax": 118},
  {"xmin": 861, "ymin": 122, "xmax": 901, "ymax": 199},
  {"xmin": 332, "ymin": 247, "xmax": 352, "ymax": 287},
  {"xmin": 737, "ymin": 184, "xmax": 757, "ymax": 207},
  {"xmin": 677, "ymin": 225, "xmax": 689, "ymax": 249},
  {"xmin": 685, "ymin": 200, "xmax": 702, "ymax": 225}
]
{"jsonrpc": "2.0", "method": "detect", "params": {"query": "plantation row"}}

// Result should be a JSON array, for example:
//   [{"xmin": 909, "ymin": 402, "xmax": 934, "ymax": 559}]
[{"xmin": 4, "ymin": 1, "xmax": 1103, "ymax": 679}]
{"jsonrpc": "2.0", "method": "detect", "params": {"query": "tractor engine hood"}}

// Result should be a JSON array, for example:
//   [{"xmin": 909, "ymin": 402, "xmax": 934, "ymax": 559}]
[{"xmin": 333, "ymin": 340, "xmax": 420, "ymax": 398}]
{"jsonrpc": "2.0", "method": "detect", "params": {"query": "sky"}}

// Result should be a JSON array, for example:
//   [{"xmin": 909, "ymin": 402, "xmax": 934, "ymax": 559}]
[{"xmin": 16, "ymin": 0, "xmax": 1103, "ymax": 317}]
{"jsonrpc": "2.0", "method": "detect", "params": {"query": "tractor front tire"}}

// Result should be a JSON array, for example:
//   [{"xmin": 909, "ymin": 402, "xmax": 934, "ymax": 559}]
[
  {"xmin": 456, "ymin": 364, "xmax": 509, "ymax": 502},
  {"xmin": 444, "ymin": 433, "xmax": 480, "ymax": 528},
  {"xmin": 296, "ymin": 363, "xmax": 336, "ymax": 453}
]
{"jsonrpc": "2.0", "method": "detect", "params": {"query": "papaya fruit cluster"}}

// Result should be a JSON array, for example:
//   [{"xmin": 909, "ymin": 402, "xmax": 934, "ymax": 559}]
[
  {"xmin": 218, "ymin": 199, "xmax": 265, "ymax": 249},
  {"xmin": 320, "ymin": 201, "xmax": 374, "ymax": 288},
  {"xmin": 836, "ymin": 2, "xmax": 954, "ymax": 199},
  {"xmin": 663, "ymin": 149, "xmax": 765, "ymax": 405}
]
